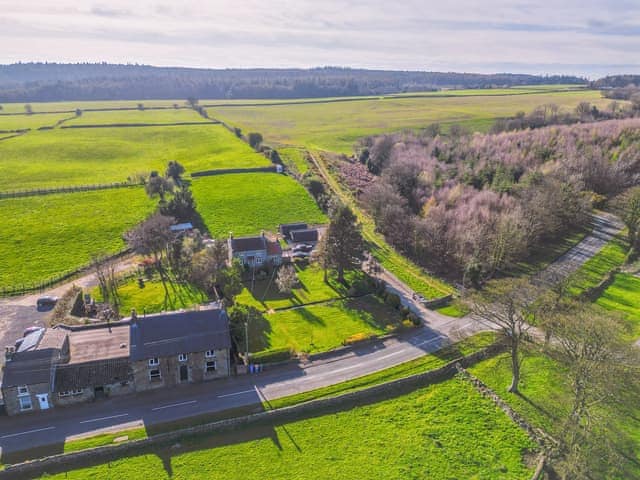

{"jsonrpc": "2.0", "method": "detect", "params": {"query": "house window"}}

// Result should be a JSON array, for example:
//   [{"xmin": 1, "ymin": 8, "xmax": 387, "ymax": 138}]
[
  {"xmin": 178, "ymin": 353, "xmax": 188, "ymax": 362},
  {"xmin": 149, "ymin": 369, "xmax": 162, "ymax": 381},
  {"xmin": 17, "ymin": 385, "xmax": 29, "ymax": 396},
  {"xmin": 256, "ymin": 256, "xmax": 263, "ymax": 264},
  {"xmin": 205, "ymin": 360, "xmax": 217, "ymax": 372},
  {"xmin": 148, "ymin": 357, "xmax": 159, "ymax": 366},
  {"xmin": 205, "ymin": 350, "xmax": 216, "ymax": 358},
  {"xmin": 19, "ymin": 396, "xmax": 32, "ymax": 411}
]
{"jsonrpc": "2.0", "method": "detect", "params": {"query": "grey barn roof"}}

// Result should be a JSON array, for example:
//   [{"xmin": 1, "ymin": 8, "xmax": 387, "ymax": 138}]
[
  {"xmin": 290, "ymin": 228, "xmax": 319, "ymax": 243},
  {"xmin": 129, "ymin": 307, "xmax": 231, "ymax": 362},
  {"xmin": 231, "ymin": 235, "xmax": 266, "ymax": 253},
  {"xmin": 3, "ymin": 329, "xmax": 68, "ymax": 387},
  {"xmin": 54, "ymin": 358, "xmax": 131, "ymax": 391},
  {"xmin": 279, "ymin": 223, "xmax": 308, "ymax": 239}
]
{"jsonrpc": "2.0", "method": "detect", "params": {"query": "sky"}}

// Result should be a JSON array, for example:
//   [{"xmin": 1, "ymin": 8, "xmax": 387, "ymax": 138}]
[{"xmin": 2, "ymin": 0, "xmax": 640, "ymax": 78}]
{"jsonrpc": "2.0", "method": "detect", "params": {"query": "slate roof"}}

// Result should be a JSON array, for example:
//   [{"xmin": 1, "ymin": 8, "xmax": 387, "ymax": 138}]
[
  {"xmin": 230, "ymin": 235, "xmax": 266, "ymax": 253},
  {"xmin": 266, "ymin": 240, "xmax": 282, "ymax": 256},
  {"xmin": 54, "ymin": 358, "xmax": 131, "ymax": 391},
  {"xmin": 66, "ymin": 324, "xmax": 129, "ymax": 364},
  {"xmin": 129, "ymin": 307, "xmax": 231, "ymax": 362},
  {"xmin": 279, "ymin": 223, "xmax": 308, "ymax": 239},
  {"xmin": 290, "ymin": 228, "xmax": 319, "ymax": 243}
]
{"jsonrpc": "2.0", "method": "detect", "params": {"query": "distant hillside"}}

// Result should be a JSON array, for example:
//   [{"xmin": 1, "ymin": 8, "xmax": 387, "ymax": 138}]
[
  {"xmin": 592, "ymin": 75, "xmax": 640, "ymax": 89},
  {"xmin": 0, "ymin": 63, "xmax": 585, "ymax": 102}
]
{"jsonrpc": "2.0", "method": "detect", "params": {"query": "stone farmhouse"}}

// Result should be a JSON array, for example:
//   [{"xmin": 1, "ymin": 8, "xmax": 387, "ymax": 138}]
[
  {"xmin": 228, "ymin": 232, "xmax": 282, "ymax": 268},
  {"xmin": 1, "ymin": 305, "xmax": 231, "ymax": 416}
]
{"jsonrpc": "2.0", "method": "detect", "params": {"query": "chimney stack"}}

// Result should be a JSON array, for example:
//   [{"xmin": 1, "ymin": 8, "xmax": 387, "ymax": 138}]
[{"xmin": 5, "ymin": 345, "xmax": 15, "ymax": 361}]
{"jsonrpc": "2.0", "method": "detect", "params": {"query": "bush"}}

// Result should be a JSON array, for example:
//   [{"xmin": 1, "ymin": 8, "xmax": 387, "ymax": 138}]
[
  {"xmin": 251, "ymin": 347, "xmax": 294, "ymax": 364},
  {"xmin": 408, "ymin": 312, "xmax": 421, "ymax": 326},
  {"xmin": 343, "ymin": 332, "xmax": 375, "ymax": 346},
  {"xmin": 400, "ymin": 306, "xmax": 410, "ymax": 317},
  {"xmin": 385, "ymin": 292, "xmax": 401, "ymax": 309}
]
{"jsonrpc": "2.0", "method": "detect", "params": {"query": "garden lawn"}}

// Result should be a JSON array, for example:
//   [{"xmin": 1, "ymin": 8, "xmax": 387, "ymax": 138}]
[
  {"xmin": 248, "ymin": 296, "xmax": 401, "ymax": 354},
  {"xmin": 595, "ymin": 272, "xmax": 640, "ymax": 340},
  {"xmin": 0, "ymin": 112, "xmax": 72, "ymax": 131},
  {"xmin": 235, "ymin": 264, "xmax": 361, "ymax": 310},
  {"xmin": 211, "ymin": 89, "xmax": 606, "ymax": 153},
  {"xmin": 192, "ymin": 173, "xmax": 326, "ymax": 237},
  {"xmin": 0, "ymin": 124, "xmax": 270, "ymax": 191},
  {"xmin": 469, "ymin": 349, "xmax": 640, "ymax": 477},
  {"xmin": 43, "ymin": 377, "xmax": 535, "ymax": 480},
  {"xmin": 65, "ymin": 109, "xmax": 211, "ymax": 125},
  {"xmin": 0, "ymin": 188, "xmax": 155, "ymax": 289},
  {"xmin": 93, "ymin": 276, "xmax": 209, "ymax": 315}
]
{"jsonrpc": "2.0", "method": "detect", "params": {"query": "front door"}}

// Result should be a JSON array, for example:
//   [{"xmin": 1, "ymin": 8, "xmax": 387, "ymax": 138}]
[
  {"xmin": 36, "ymin": 393, "xmax": 50, "ymax": 410},
  {"xmin": 179, "ymin": 365, "xmax": 189, "ymax": 382}
]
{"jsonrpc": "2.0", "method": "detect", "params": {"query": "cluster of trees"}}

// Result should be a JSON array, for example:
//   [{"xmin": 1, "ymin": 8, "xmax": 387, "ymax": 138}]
[
  {"xmin": 352, "ymin": 118, "xmax": 640, "ymax": 284},
  {"xmin": 491, "ymin": 99, "xmax": 640, "ymax": 133},
  {"xmin": 0, "ymin": 63, "xmax": 584, "ymax": 102},
  {"xmin": 467, "ymin": 278, "xmax": 639, "ymax": 479}
]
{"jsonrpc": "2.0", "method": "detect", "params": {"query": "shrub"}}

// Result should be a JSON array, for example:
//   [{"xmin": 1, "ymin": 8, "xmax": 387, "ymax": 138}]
[
  {"xmin": 408, "ymin": 312, "xmax": 421, "ymax": 326},
  {"xmin": 343, "ymin": 332, "xmax": 375, "ymax": 346},
  {"xmin": 251, "ymin": 347, "xmax": 294, "ymax": 364},
  {"xmin": 385, "ymin": 292, "xmax": 401, "ymax": 309}
]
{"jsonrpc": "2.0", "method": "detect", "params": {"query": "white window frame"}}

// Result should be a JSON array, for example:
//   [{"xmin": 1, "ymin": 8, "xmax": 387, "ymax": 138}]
[
  {"xmin": 17, "ymin": 385, "xmax": 29, "ymax": 396},
  {"xmin": 205, "ymin": 360, "xmax": 217, "ymax": 372},
  {"xmin": 205, "ymin": 350, "xmax": 216, "ymax": 358},
  {"xmin": 149, "ymin": 368, "xmax": 162, "ymax": 381},
  {"xmin": 19, "ymin": 396, "xmax": 32, "ymax": 411},
  {"xmin": 178, "ymin": 353, "xmax": 188, "ymax": 362},
  {"xmin": 256, "ymin": 256, "xmax": 264, "ymax": 264},
  {"xmin": 148, "ymin": 357, "xmax": 159, "ymax": 366}
]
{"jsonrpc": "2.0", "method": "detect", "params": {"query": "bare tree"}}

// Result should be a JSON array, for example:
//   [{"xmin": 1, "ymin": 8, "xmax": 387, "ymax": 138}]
[
  {"xmin": 125, "ymin": 213, "xmax": 175, "ymax": 307},
  {"xmin": 466, "ymin": 278, "xmax": 540, "ymax": 393},
  {"xmin": 188, "ymin": 242, "xmax": 229, "ymax": 296},
  {"xmin": 92, "ymin": 255, "xmax": 121, "ymax": 317},
  {"xmin": 546, "ymin": 303, "xmax": 639, "ymax": 479},
  {"xmin": 276, "ymin": 264, "xmax": 298, "ymax": 294},
  {"xmin": 145, "ymin": 172, "xmax": 174, "ymax": 202}
]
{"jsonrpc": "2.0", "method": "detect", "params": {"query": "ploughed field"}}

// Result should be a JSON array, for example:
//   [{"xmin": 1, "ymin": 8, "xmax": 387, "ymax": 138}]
[{"xmin": 40, "ymin": 376, "xmax": 536, "ymax": 480}]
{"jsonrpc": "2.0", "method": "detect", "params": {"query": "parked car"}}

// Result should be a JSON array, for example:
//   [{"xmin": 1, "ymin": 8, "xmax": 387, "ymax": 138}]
[
  {"xmin": 36, "ymin": 296, "xmax": 58, "ymax": 309},
  {"xmin": 291, "ymin": 251, "xmax": 311, "ymax": 260},
  {"xmin": 293, "ymin": 244, "xmax": 314, "ymax": 253}
]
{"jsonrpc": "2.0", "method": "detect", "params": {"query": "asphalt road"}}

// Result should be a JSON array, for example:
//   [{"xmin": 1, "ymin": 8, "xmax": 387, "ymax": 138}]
[{"xmin": 0, "ymin": 316, "xmax": 487, "ymax": 460}]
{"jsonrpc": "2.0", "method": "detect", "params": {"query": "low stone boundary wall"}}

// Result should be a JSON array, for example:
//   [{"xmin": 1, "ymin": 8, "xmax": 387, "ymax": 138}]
[
  {"xmin": 191, "ymin": 166, "xmax": 278, "ymax": 177},
  {"xmin": 1, "ymin": 344, "xmax": 505, "ymax": 479},
  {"xmin": 61, "ymin": 121, "xmax": 220, "ymax": 129}
]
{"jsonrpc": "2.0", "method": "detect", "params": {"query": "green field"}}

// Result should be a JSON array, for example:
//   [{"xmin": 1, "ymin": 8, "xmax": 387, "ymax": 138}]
[
  {"xmin": 469, "ymin": 349, "xmax": 639, "ymax": 477},
  {"xmin": 44, "ymin": 377, "xmax": 535, "ymax": 480},
  {"xmin": 0, "ymin": 100, "xmax": 184, "ymax": 114},
  {"xmin": 0, "ymin": 112, "xmax": 72, "ymax": 131},
  {"xmin": 595, "ymin": 273, "xmax": 640, "ymax": 339},
  {"xmin": 65, "ymin": 108, "xmax": 210, "ymax": 125},
  {"xmin": 278, "ymin": 147, "xmax": 309, "ymax": 175},
  {"xmin": 251, "ymin": 296, "xmax": 401, "ymax": 354},
  {"xmin": 0, "ymin": 125, "xmax": 270, "ymax": 191},
  {"xmin": 192, "ymin": 173, "xmax": 326, "ymax": 237},
  {"xmin": 569, "ymin": 233, "xmax": 629, "ymax": 295},
  {"xmin": 211, "ymin": 89, "xmax": 607, "ymax": 153},
  {"xmin": 0, "ymin": 188, "xmax": 155, "ymax": 288}
]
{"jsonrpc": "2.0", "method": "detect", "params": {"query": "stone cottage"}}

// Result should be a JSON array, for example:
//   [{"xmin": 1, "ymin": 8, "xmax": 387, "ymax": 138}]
[{"xmin": 228, "ymin": 232, "xmax": 282, "ymax": 268}]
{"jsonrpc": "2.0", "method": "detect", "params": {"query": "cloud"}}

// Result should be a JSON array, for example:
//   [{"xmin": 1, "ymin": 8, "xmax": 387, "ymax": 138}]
[{"xmin": 0, "ymin": 0, "xmax": 639, "ymax": 77}]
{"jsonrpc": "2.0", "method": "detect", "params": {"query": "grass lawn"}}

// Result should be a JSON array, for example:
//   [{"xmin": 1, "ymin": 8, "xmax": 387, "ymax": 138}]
[
  {"xmin": 0, "ymin": 112, "xmax": 72, "ymax": 130},
  {"xmin": 0, "ymin": 100, "xmax": 185, "ymax": 114},
  {"xmin": 0, "ymin": 124, "xmax": 270, "ymax": 191},
  {"xmin": 0, "ymin": 188, "xmax": 155, "ymax": 289},
  {"xmin": 65, "ymin": 109, "xmax": 211, "ymax": 125},
  {"xmin": 469, "ymin": 349, "xmax": 640, "ymax": 477},
  {"xmin": 191, "ymin": 173, "xmax": 326, "ymax": 237},
  {"xmin": 44, "ymin": 377, "xmax": 535, "ymax": 480},
  {"xmin": 93, "ymin": 276, "xmax": 210, "ymax": 315},
  {"xmin": 569, "ymin": 233, "xmax": 629, "ymax": 295},
  {"xmin": 64, "ymin": 428, "xmax": 148, "ymax": 453},
  {"xmin": 235, "ymin": 264, "xmax": 361, "ymax": 310},
  {"xmin": 595, "ymin": 272, "xmax": 640, "ymax": 340},
  {"xmin": 212, "ymin": 89, "xmax": 606, "ymax": 153},
  {"xmin": 248, "ymin": 296, "xmax": 402, "ymax": 354},
  {"xmin": 435, "ymin": 301, "xmax": 468, "ymax": 318}
]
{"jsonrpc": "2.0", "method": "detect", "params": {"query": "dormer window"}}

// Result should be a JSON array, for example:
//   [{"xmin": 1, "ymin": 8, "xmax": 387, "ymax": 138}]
[
  {"xmin": 178, "ymin": 353, "xmax": 188, "ymax": 362},
  {"xmin": 205, "ymin": 350, "xmax": 216, "ymax": 358},
  {"xmin": 148, "ymin": 357, "xmax": 159, "ymax": 366},
  {"xmin": 17, "ymin": 385, "xmax": 29, "ymax": 396}
]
